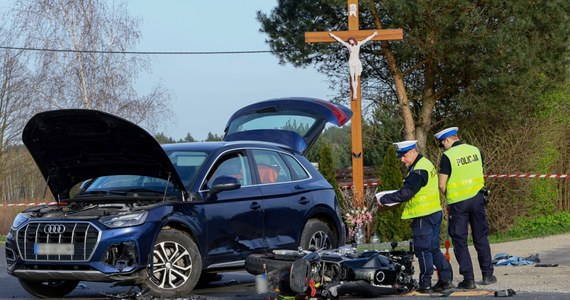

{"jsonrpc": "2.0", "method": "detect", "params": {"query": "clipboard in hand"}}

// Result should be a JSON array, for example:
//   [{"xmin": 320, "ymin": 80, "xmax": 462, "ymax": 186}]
[{"xmin": 375, "ymin": 190, "xmax": 401, "ymax": 211}]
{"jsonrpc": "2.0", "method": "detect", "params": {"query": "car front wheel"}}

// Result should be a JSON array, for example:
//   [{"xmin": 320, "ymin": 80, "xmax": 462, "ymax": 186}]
[
  {"xmin": 142, "ymin": 229, "xmax": 202, "ymax": 298},
  {"xmin": 300, "ymin": 219, "xmax": 337, "ymax": 251},
  {"xmin": 18, "ymin": 279, "xmax": 79, "ymax": 298}
]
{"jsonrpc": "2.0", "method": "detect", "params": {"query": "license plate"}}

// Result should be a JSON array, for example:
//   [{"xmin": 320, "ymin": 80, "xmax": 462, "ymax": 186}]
[{"xmin": 34, "ymin": 243, "xmax": 75, "ymax": 255}]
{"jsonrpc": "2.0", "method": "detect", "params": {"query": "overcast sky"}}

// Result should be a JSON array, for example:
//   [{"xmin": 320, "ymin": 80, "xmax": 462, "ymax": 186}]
[{"xmin": 128, "ymin": 1, "xmax": 334, "ymax": 141}]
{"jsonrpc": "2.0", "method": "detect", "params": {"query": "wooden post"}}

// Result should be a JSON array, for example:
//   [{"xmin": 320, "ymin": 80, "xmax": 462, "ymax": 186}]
[{"xmin": 305, "ymin": 0, "xmax": 403, "ymax": 208}]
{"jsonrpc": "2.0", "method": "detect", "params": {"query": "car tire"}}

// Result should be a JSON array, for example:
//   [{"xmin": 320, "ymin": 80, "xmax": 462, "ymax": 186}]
[
  {"xmin": 300, "ymin": 219, "xmax": 337, "ymax": 251},
  {"xmin": 142, "ymin": 229, "xmax": 202, "ymax": 298},
  {"xmin": 18, "ymin": 279, "xmax": 79, "ymax": 298}
]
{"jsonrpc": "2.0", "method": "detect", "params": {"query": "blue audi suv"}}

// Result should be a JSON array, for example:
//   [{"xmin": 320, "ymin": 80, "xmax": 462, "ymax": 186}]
[{"xmin": 4, "ymin": 97, "xmax": 351, "ymax": 298}]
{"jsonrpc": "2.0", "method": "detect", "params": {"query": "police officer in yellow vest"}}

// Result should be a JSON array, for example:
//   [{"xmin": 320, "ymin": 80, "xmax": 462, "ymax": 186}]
[
  {"xmin": 435, "ymin": 127, "xmax": 496, "ymax": 289},
  {"xmin": 378, "ymin": 140, "xmax": 453, "ymax": 293}
]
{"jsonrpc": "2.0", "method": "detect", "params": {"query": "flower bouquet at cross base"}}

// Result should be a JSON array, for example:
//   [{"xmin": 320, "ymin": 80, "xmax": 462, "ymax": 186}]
[
  {"xmin": 344, "ymin": 207, "xmax": 375, "ymax": 242},
  {"xmin": 340, "ymin": 188, "xmax": 378, "ymax": 242}
]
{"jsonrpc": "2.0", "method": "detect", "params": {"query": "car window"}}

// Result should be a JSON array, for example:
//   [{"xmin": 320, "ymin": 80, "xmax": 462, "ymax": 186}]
[
  {"xmin": 252, "ymin": 150, "xmax": 291, "ymax": 184},
  {"xmin": 168, "ymin": 151, "xmax": 208, "ymax": 187},
  {"xmin": 282, "ymin": 154, "xmax": 310, "ymax": 180},
  {"xmin": 206, "ymin": 152, "xmax": 252, "ymax": 189},
  {"xmin": 228, "ymin": 110, "xmax": 317, "ymax": 138}
]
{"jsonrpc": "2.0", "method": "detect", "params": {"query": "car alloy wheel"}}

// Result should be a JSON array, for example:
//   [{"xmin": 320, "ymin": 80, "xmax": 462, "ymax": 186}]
[
  {"xmin": 308, "ymin": 230, "xmax": 333, "ymax": 250},
  {"xmin": 300, "ymin": 219, "xmax": 337, "ymax": 251},
  {"xmin": 152, "ymin": 240, "xmax": 193, "ymax": 289},
  {"xmin": 144, "ymin": 229, "xmax": 201, "ymax": 297}
]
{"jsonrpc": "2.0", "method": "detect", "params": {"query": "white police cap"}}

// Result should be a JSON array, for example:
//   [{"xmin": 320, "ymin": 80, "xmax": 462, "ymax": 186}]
[
  {"xmin": 393, "ymin": 140, "xmax": 417, "ymax": 157},
  {"xmin": 434, "ymin": 127, "xmax": 459, "ymax": 141}
]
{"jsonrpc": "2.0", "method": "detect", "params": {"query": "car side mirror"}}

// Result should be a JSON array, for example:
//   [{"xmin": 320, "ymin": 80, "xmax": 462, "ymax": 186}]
[{"xmin": 208, "ymin": 175, "xmax": 241, "ymax": 197}]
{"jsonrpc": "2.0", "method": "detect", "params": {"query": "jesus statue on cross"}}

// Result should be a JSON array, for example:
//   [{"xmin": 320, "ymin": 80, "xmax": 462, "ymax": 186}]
[{"xmin": 329, "ymin": 31, "xmax": 378, "ymax": 99}]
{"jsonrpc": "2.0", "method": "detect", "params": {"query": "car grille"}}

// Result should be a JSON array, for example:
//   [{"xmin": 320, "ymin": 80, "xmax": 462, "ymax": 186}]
[{"xmin": 16, "ymin": 222, "xmax": 101, "ymax": 262}]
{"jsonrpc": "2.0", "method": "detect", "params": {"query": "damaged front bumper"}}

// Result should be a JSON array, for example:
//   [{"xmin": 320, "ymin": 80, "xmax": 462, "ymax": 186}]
[{"xmin": 5, "ymin": 221, "xmax": 158, "ymax": 285}]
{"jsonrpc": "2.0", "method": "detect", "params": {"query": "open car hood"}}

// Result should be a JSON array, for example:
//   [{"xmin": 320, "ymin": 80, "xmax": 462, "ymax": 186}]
[
  {"xmin": 224, "ymin": 97, "xmax": 352, "ymax": 154},
  {"xmin": 22, "ymin": 109, "xmax": 187, "ymax": 200}
]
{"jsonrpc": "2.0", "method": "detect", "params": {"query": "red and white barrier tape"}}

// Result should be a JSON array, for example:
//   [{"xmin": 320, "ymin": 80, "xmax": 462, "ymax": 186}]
[
  {"xmin": 485, "ymin": 174, "xmax": 568, "ymax": 179},
  {"xmin": 0, "ymin": 202, "xmax": 57, "ymax": 207},
  {"xmin": 339, "ymin": 182, "xmax": 380, "ymax": 190},
  {"xmin": 2, "ymin": 174, "xmax": 568, "ymax": 206},
  {"xmin": 339, "ymin": 174, "xmax": 569, "ymax": 190}
]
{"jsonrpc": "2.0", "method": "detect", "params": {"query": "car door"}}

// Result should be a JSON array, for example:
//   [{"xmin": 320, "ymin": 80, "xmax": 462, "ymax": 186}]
[
  {"xmin": 251, "ymin": 149, "xmax": 312, "ymax": 250},
  {"xmin": 199, "ymin": 150, "xmax": 265, "ymax": 266}
]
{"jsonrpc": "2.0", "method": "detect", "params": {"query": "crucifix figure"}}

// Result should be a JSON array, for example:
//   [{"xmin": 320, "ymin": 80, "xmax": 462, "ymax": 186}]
[
  {"xmin": 305, "ymin": 0, "xmax": 403, "ymax": 208},
  {"xmin": 329, "ymin": 31, "xmax": 378, "ymax": 99}
]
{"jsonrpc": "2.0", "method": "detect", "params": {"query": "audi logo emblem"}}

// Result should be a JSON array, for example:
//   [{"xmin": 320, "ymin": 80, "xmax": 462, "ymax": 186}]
[{"xmin": 43, "ymin": 224, "xmax": 66, "ymax": 235}]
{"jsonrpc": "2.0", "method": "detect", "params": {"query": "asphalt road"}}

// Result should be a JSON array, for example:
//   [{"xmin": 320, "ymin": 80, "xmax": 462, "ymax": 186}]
[
  {"xmin": 0, "ymin": 244, "xmax": 261, "ymax": 299},
  {"xmin": 1, "ymin": 243, "xmax": 569, "ymax": 300}
]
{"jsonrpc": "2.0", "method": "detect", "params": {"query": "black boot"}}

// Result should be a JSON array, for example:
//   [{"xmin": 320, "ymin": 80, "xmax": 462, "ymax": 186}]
[
  {"xmin": 457, "ymin": 279, "xmax": 476, "ymax": 289},
  {"xmin": 416, "ymin": 283, "xmax": 432, "ymax": 293},
  {"xmin": 432, "ymin": 280, "xmax": 454, "ymax": 292},
  {"xmin": 481, "ymin": 275, "xmax": 497, "ymax": 285}
]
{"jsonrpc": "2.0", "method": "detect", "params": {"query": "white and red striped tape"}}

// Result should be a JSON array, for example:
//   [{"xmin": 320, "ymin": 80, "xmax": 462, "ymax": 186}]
[
  {"xmin": 339, "ymin": 182, "xmax": 380, "ymax": 190},
  {"xmin": 0, "ymin": 202, "xmax": 58, "ymax": 207},
  {"xmin": 1, "ymin": 174, "xmax": 567, "ymax": 206},
  {"xmin": 485, "ymin": 174, "xmax": 568, "ymax": 179},
  {"xmin": 338, "ymin": 174, "xmax": 569, "ymax": 190}
]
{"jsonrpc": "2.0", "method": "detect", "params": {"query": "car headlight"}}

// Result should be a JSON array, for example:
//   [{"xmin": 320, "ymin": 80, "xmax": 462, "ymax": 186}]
[
  {"xmin": 99, "ymin": 211, "xmax": 148, "ymax": 228},
  {"xmin": 11, "ymin": 213, "xmax": 29, "ymax": 229}
]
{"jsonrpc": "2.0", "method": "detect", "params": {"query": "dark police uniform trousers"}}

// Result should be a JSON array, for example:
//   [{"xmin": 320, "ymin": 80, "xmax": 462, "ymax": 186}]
[
  {"xmin": 412, "ymin": 210, "xmax": 452, "ymax": 286},
  {"xmin": 448, "ymin": 191, "xmax": 493, "ymax": 280}
]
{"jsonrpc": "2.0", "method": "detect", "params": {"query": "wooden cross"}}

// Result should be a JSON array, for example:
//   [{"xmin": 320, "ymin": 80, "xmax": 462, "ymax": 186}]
[{"xmin": 305, "ymin": 0, "xmax": 403, "ymax": 208}]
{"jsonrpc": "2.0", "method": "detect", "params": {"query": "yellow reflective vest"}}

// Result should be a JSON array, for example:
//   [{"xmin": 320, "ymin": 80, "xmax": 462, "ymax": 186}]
[
  {"xmin": 401, "ymin": 157, "xmax": 441, "ymax": 219},
  {"xmin": 444, "ymin": 144, "xmax": 485, "ymax": 204}
]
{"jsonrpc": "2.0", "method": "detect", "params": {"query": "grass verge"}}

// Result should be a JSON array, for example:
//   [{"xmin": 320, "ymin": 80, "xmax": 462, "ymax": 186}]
[{"xmin": 488, "ymin": 211, "xmax": 570, "ymax": 243}]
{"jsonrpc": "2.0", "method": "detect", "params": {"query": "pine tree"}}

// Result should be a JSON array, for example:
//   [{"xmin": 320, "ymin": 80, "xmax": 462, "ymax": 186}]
[
  {"xmin": 154, "ymin": 133, "xmax": 176, "ymax": 144},
  {"xmin": 319, "ymin": 143, "xmax": 343, "ymax": 204},
  {"xmin": 376, "ymin": 145, "xmax": 412, "ymax": 241}
]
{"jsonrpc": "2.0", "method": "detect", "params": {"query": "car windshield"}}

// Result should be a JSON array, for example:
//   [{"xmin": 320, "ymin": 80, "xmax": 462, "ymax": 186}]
[
  {"xmin": 81, "ymin": 175, "xmax": 177, "ymax": 195},
  {"xmin": 79, "ymin": 150, "xmax": 209, "ymax": 196}
]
